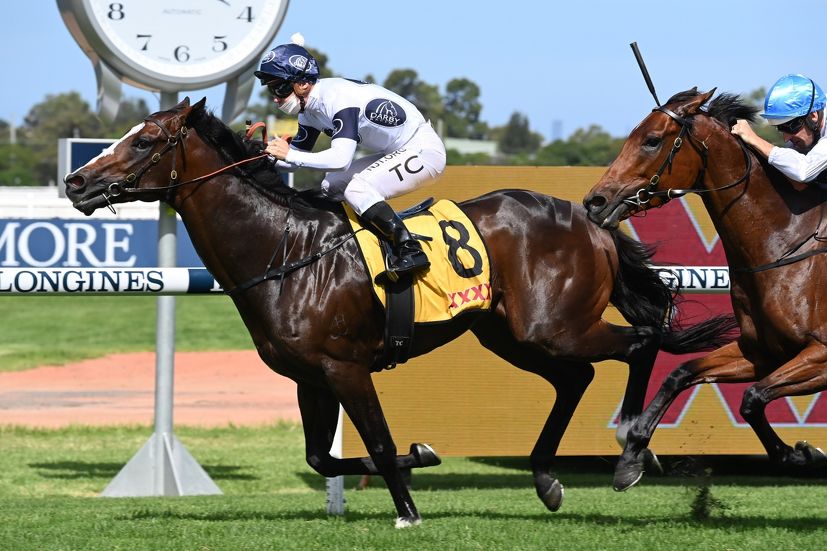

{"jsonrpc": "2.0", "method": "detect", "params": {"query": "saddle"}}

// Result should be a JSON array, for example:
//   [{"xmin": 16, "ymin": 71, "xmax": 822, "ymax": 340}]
[{"xmin": 345, "ymin": 198, "xmax": 492, "ymax": 369}]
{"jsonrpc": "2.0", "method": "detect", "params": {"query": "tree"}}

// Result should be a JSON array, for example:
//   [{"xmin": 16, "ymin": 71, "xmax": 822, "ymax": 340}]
[
  {"xmin": 535, "ymin": 124, "xmax": 624, "ymax": 166},
  {"xmin": 442, "ymin": 78, "xmax": 488, "ymax": 139},
  {"xmin": 0, "ymin": 144, "xmax": 39, "ymax": 186},
  {"xmin": 496, "ymin": 112, "xmax": 543, "ymax": 155},
  {"xmin": 383, "ymin": 69, "xmax": 443, "ymax": 122},
  {"xmin": 15, "ymin": 93, "xmax": 151, "ymax": 185}
]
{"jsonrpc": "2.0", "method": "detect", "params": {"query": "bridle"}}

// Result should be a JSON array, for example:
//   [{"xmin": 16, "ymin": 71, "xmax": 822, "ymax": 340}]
[
  {"xmin": 100, "ymin": 116, "xmax": 268, "ymax": 212},
  {"xmin": 627, "ymin": 104, "xmax": 827, "ymax": 274},
  {"xmin": 623, "ymin": 106, "xmax": 753, "ymax": 211}
]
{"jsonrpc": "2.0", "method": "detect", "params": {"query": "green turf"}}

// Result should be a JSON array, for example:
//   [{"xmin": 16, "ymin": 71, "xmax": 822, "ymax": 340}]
[
  {"xmin": 1, "ymin": 424, "xmax": 825, "ymax": 550},
  {"xmin": 0, "ymin": 295, "xmax": 252, "ymax": 372}
]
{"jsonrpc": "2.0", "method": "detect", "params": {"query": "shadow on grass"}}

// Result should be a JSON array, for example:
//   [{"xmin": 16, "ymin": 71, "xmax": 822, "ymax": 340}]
[
  {"xmin": 114, "ymin": 506, "xmax": 827, "ymax": 532},
  {"xmin": 293, "ymin": 455, "xmax": 827, "ymax": 491},
  {"xmin": 28, "ymin": 461, "xmax": 259, "ymax": 481}
]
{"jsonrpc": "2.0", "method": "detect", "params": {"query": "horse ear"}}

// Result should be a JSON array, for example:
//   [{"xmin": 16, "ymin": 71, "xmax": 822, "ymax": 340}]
[
  {"xmin": 176, "ymin": 97, "xmax": 191, "ymax": 109},
  {"xmin": 193, "ymin": 97, "xmax": 207, "ymax": 111},
  {"xmin": 678, "ymin": 87, "xmax": 717, "ymax": 116}
]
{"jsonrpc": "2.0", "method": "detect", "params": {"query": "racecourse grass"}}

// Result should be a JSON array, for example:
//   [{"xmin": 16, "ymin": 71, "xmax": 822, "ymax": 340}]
[
  {"xmin": 1, "ymin": 424, "xmax": 826, "ymax": 550},
  {"xmin": 0, "ymin": 295, "xmax": 251, "ymax": 372}
]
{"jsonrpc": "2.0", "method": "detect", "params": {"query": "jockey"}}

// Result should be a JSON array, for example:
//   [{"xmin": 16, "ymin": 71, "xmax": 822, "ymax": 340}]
[
  {"xmin": 731, "ymin": 74, "xmax": 827, "ymax": 186},
  {"xmin": 256, "ymin": 33, "xmax": 446, "ymax": 278}
]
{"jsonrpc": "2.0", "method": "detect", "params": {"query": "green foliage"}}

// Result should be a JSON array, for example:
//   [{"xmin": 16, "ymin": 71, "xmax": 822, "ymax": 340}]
[
  {"xmin": 496, "ymin": 112, "xmax": 543, "ymax": 155},
  {"xmin": 383, "ymin": 69, "xmax": 444, "ymax": 122},
  {"xmin": 443, "ymin": 78, "xmax": 488, "ymax": 139},
  {"xmin": 536, "ymin": 125, "xmax": 626, "ymax": 166},
  {"xmin": 0, "ymin": 143, "xmax": 40, "ymax": 185}
]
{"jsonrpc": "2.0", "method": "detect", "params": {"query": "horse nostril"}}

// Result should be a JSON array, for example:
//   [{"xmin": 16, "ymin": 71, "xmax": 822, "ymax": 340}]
[
  {"xmin": 585, "ymin": 195, "xmax": 607, "ymax": 211},
  {"xmin": 64, "ymin": 174, "xmax": 85, "ymax": 189}
]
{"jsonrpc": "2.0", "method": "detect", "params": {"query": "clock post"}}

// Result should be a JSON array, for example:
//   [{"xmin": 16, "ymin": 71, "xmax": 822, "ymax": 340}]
[{"xmin": 57, "ymin": 0, "xmax": 289, "ymax": 497}]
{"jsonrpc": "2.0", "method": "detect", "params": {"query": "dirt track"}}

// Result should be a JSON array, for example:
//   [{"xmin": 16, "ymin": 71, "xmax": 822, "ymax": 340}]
[{"xmin": 0, "ymin": 351, "xmax": 301, "ymax": 427}]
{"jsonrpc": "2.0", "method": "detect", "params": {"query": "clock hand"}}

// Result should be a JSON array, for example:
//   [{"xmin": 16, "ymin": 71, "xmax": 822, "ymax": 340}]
[{"xmin": 217, "ymin": 0, "xmax": 231, "ymax": 5}]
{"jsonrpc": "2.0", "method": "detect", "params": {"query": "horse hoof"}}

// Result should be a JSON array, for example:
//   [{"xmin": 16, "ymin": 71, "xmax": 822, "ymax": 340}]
[
  {"xmin": 411, "ymin": 443, "xmax": 442, "ymax": 468},
  {"xmin": 614, "ymin": 459, "xmax": 644, "ymax": 492},
  {"xmin": 642, "ymin": 448, "xmax": 663, "ymax": 475},
  {"xmin": 795, "ymin": 441, "xmax": 827, "ymax": 465},
  {"xmin": 395, "ymin": 516, "xmax": 422, "ymax": 529},
  {"xmin": 538, "ymin": 479, "xmax": 565, "ymax": 512}
]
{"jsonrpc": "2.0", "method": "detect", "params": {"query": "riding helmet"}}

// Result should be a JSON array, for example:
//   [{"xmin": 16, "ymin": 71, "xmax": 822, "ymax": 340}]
[
  {"xmin": 254, "ymin": 33, "xmax": 319, "ymax": 85},
  {"xmin": 761, "ymin": 74, "xmax": 826, "ymax": 125}
]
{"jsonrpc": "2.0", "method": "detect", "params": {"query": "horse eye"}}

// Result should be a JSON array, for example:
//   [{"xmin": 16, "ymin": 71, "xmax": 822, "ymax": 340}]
[
  {"xmin": 133, "ymin": 137, "xmax": 153, "ymax": 150},
  {"xmin": 642, "ymin": 136, "xmax": 662, "ymax": 150}
]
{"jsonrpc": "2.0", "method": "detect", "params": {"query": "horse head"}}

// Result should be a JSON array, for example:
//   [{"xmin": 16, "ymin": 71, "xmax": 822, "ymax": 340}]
[
  {"xmin": 65, "ymin": 97, "xmax": 207, "ymax": 215},
  {"xmin": 583, "ymin": 88, "xmax": 761, "ymax": 229}
]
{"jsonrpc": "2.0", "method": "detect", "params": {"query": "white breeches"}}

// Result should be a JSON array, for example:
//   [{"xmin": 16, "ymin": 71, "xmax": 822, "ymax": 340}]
[{"xmin": 320, "ymin": 124, "xmax": 446, "ymax": 215}]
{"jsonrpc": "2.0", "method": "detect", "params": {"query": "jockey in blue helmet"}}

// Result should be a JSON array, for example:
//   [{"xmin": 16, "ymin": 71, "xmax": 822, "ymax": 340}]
[
  {"xmin": 258, "ymin": 34, "xmax": 446, "ymax": 279},
  {"xmin": 732, "ymin": 74, "xmax": 827, "ymax": 185}
]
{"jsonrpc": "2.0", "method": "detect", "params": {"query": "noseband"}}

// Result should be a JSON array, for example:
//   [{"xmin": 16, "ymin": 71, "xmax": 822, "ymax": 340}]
[{"xmin": 624, "ymin": 107, "xmax": 752, "ymax": 210}]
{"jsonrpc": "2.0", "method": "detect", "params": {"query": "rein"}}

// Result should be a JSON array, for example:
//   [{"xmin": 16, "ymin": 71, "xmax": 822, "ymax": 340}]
[
  {"xmin": 624, "ymin": 107, "xmax": 752, "ymax": 210},
  {"xmin": 630, "ymin": 107, "xmax": 827, "ymax": 274}
]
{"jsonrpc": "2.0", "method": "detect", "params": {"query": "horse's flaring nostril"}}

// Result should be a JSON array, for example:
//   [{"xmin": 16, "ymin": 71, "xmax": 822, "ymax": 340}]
[
  {"xmin": 64, "ymin": 174, "xmax": 85, "ymax": 189},
  {"xmin": 585, "ymin": 195, "xmax": 607, "ymax": 211}
]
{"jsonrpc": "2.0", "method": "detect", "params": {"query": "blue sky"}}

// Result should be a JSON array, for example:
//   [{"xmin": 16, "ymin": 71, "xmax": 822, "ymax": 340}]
[{"xmin": 2, "ymin": 1, "xmax": 825, "ymax": 140}]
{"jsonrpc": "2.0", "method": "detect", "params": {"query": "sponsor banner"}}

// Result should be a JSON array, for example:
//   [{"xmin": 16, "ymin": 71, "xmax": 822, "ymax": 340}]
[
  {"xmin": 0, "ymin": 218, "xmax": 202, "ymax": 268},
  {"xmin": 339, "ymin": 167, "xmax": 826, "ymax": 457},
  {"xmin": 0, "ymin": 267, "xmax": 221, "ymax": 295}
]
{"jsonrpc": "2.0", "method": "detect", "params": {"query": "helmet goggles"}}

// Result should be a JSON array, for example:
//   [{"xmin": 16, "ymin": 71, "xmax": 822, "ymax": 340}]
[
  {"xmin": 266, "ymin": 79, "xmax": 295, "ymax": 99},
  {"xmin": 775, "ymin": 116, "xmax": 807, "ymax": 135}
]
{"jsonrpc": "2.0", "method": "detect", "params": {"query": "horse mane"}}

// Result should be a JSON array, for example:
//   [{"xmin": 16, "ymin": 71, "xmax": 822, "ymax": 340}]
[
  {"xmin": 665, "ymin": 88, "xmax": 760, "ymax": 126},
  {"xmin": 184, "ymin": 105, "xmax": 336, "ymax": 213},
  {"xmin": 706, "ymin": 93, "xmax": 760, "ymax": 126}
]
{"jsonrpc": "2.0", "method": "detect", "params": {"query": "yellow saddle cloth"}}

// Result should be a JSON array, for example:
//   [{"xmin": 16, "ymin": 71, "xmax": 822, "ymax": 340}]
[{"xmin": 346, "ymin": 200, "xmax": 492, "ymax": 324}]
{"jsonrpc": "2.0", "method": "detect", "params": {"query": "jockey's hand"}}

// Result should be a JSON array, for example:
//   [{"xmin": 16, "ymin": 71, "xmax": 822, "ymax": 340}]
[
  {"xmin": 265, "ymin": 136, "xmax": 291, "ymax": 160},
  {"xmin": 731, "ymin": 119, "xmax": 759, "ymax": 145}
]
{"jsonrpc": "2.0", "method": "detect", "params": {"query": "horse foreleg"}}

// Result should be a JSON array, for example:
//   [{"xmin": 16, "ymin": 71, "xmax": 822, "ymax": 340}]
[
  {"xmin": 740, "ymin": 342, "xmax": 827, "ymax": 471},
  {"xmin": 323, "ymin": 364, "xmax": 421, "ymax": 527},
  {"xmin": 615, "ymin": 340, "xmax": 757, "ymax": 491},
  {"xmin": 297, "ymin": 382, "xmax": 441, "ymax": 478}
]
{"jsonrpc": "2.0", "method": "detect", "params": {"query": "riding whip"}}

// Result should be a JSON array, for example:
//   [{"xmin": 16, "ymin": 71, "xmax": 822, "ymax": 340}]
[{"xmin": 630, "ymin": 42, "xmax": 660, "ymax": 106}]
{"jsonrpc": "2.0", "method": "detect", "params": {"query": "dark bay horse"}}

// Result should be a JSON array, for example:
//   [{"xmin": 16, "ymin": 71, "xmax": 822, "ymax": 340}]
[
  {"xmin": 584, "ymin": 89, "xmax": 827, "ymax": 491},
  {"xmin": 64, "ymin": 97, "xmax": 733, "ymax": 526}
]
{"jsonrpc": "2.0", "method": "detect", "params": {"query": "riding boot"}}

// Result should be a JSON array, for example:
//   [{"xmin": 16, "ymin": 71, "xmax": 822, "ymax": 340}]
[{"xmin": 361, "ymin": 201, "xmax": 430, "ymax": 278}]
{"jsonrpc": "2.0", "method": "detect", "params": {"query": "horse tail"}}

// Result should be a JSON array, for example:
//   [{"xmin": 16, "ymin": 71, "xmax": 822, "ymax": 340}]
[{"xmin": 609, "ymin": 230, "xmax": 738, "ymax": 354}]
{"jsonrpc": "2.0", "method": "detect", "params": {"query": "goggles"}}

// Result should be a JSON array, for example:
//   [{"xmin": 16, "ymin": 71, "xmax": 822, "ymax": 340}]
[
  {"xmin": 775, "ymin": 116, "xmax": 807, "ymax": 135},
  {"xmin": 266, "ymin": 79, "xmax": 295, "ymax": 99}
]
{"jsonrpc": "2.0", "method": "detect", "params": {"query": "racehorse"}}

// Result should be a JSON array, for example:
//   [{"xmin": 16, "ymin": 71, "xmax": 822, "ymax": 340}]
[
  {"xmin": 584, "ymin": 88, "xmax": 827, "ymax": 491},
  {"xmin": 64, "ymin": 97, "xmax": 733, "ymax": 526}
]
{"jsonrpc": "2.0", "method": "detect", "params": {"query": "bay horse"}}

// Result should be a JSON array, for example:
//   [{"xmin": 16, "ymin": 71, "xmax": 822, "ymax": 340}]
[
  {"xmin": 64, "ymin": 97, "xmax": 733, "ymax": 526},
  {"xmin": 584, "ymin": 88, "xmax": 827, "ymax": 492}
]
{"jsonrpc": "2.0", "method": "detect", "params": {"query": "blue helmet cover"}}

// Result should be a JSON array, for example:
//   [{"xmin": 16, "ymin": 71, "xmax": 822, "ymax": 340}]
[
  {"xmin": 254, "ymin": 44, "xmax": 320, "ymax": 84},
  {"xmin": 761, "ymin": 74, "xmax": 826, "ymax": 123}
]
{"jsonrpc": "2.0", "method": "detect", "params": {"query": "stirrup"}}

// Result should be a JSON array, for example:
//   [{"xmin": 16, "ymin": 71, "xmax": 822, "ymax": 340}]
[{"xmin": 375, "ymin": 250, "xmax": 430, "ymax": 284}]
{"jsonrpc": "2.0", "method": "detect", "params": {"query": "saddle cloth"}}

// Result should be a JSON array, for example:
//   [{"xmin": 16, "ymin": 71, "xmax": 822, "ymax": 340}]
[{"xmin": 345, "ymin": 200, "xmax": 492, "ymax": 324}]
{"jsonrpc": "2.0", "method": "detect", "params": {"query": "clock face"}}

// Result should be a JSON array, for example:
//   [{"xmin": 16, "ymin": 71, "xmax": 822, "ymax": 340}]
[{"xmin": 69, "ymin": 0, "xmax": 288, "ymax": 90}]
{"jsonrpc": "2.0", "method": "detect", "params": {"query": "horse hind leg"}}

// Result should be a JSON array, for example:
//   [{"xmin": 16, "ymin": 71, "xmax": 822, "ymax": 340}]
[
  {"xmin": 472, "ymin": 318, "xmax": 596, "ymax": 513},
  {"xmin": 739, "ymin": 342, "xmax": 827, "ymax": 472}
]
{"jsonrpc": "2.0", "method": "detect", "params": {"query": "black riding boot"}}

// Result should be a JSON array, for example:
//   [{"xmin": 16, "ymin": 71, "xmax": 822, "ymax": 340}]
[{"xmin": 361, "ymin": 201, "xmax": 430, "ymax": 278}]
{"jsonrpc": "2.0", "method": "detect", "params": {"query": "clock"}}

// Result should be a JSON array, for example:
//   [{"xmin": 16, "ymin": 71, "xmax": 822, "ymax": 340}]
[{"xmin": 57, "ymin": 0, "xmax": 289, "ymax": 119}]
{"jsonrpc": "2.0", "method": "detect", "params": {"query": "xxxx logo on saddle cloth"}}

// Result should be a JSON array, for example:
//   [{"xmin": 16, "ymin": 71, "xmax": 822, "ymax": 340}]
[{"xmin": 346, "ymin": 200, "xmax": 492, "ymax": 323}]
